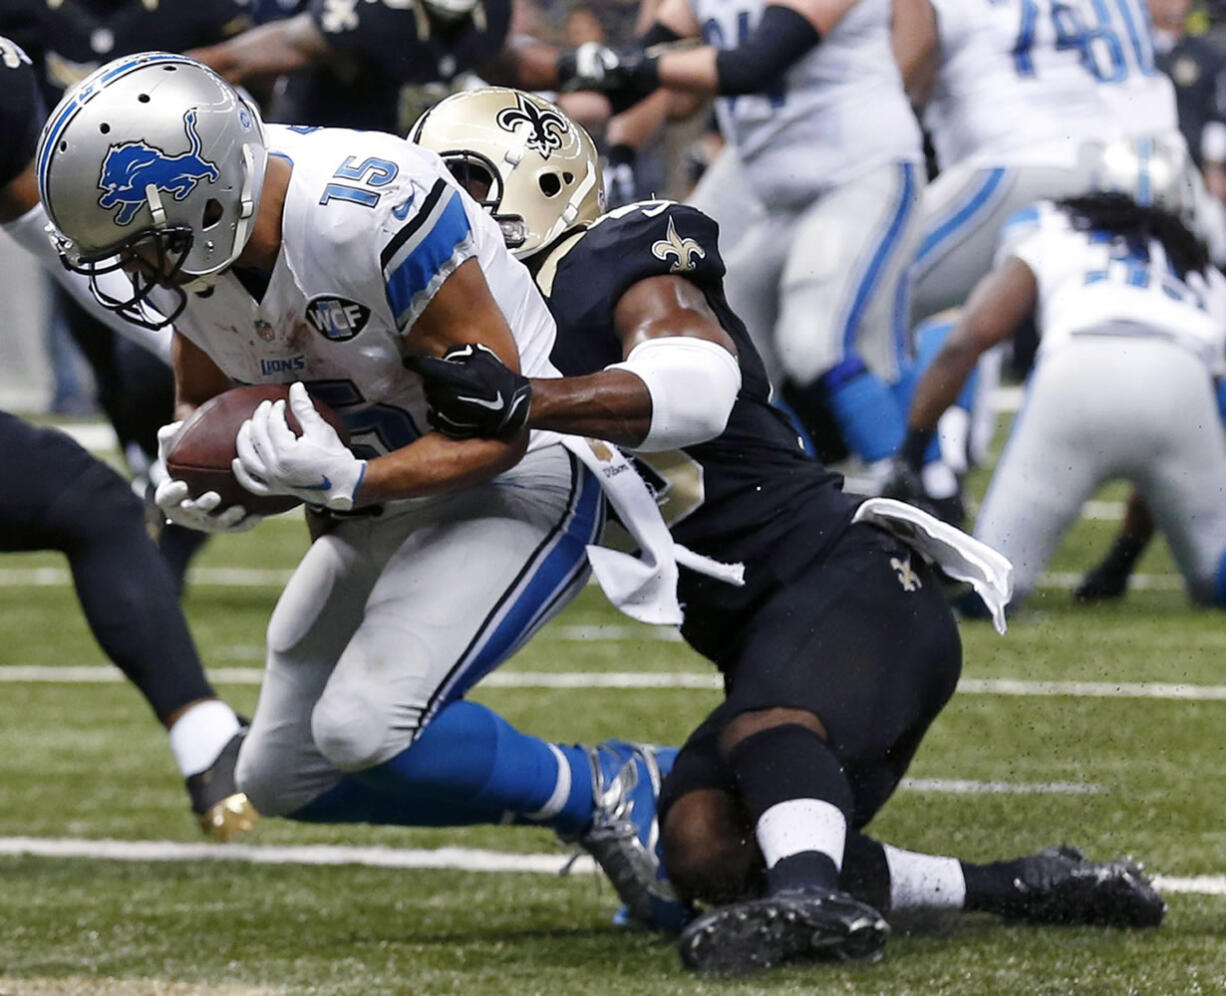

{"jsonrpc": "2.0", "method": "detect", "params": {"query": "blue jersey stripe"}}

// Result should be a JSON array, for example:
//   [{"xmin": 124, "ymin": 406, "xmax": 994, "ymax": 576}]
[
  {"xmin": 916, "ymin": 167, "xmax": 1008, "ymax": 266},
  {"xmin": 384, "ymin": 190, "xmax": 472, "ymax": 327},
  {"xmin": 842, "ymin": 161, "xmax": 918, "ymax": 354}
]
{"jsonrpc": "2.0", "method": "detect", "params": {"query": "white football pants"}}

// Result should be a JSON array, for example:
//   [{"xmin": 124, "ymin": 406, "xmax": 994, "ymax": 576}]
[
  {"xmin": 974, "ymin": 335, "xmax": 1226, "ymax": 604},
  {"xmin": 236, "ymin": 443, "xmax": 603, "ymax": 816}
]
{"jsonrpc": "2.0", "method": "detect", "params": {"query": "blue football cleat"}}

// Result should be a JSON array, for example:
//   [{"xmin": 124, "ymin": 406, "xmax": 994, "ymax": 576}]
[{"xmin": 578, "ymin": 740, "xmax": 694, "ymax": 931}]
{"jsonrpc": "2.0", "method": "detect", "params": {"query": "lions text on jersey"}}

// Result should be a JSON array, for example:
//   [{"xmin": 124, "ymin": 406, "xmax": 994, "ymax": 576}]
[{"xmin": 158, "ymin": 126, "xmax": 558, "ymax": 460}]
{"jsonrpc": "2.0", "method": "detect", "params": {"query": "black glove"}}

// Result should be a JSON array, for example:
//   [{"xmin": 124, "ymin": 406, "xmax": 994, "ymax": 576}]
[
  {"xmin": 604, "ymin": 144, "xmax": 638, "ymax": 209},
  {"xmin": 406, "ymin": 343, "xmax": 532, "ymax": 441},
  {"xmin": 557, "ymin": 43, "xmax": 660, "ymax": 111}
]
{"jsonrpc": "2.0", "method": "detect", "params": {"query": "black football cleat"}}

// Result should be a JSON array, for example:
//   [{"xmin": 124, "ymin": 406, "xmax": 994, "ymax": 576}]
[
  {"xmin": 1073, "ymin": 560, "xmax": 1132, "ymax": 602},
  {"xmin": 678, "ymin": 888, "xmax": 888, "ymax": 974},
  {"xmin": 994, "ymin": 845, "xmax": 1166, "ymax": 928},
  {"xmin": 186, "ymin": 731, "xmax": 259, "ymax": 842}
]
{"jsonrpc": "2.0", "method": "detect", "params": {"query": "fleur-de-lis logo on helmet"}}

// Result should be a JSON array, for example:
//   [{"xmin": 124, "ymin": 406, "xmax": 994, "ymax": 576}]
[
  {"xmin": 494, "ymin": 93, "xmax": 570, "ymax": 159},
  {"xmin": 651, "ymin": 217, "xmax": 706, "ymax": 273}
]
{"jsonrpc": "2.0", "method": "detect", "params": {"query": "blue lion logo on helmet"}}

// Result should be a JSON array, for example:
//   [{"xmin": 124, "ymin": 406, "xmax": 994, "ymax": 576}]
[{"xmin": 97, "ymin": 110, "xmax": 220, "ymax": 226}]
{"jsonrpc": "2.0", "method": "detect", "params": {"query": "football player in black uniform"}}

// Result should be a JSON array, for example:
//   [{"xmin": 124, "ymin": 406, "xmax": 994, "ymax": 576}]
[
  {"xmin": 187, "ymin": 0, "xmax": 562, "ymax": 135},
  {"xmin": 412, "ymin": 88, "xmax": 1166, "ymax": 974},
  {"xmin": 0, "ymin": 36, "xmax": 255, "ymax": 841},
  {"xmin": 0, "ymin": 0, "xmax": 254, "ymax": 589}
]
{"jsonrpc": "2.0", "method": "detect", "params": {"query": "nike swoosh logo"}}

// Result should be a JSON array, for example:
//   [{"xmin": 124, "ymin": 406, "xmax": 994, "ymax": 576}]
[
  {"xmin": 295, "ymin": 476, "xmax": 332, "ymax": 491},
  {"xmin": 457, "ymin": 391, "xmax": 504, "ymax": 411}
]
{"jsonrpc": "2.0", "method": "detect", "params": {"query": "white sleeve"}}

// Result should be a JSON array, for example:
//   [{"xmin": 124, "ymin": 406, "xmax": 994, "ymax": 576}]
[{"xmin": 1, "ymin": 202, "xmax": 172, "ymax": 363}]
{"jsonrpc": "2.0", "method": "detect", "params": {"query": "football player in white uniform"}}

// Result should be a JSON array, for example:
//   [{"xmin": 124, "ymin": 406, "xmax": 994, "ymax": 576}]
[
  {"xmin": 36, "ymin": 53, "xmax": 683, "ymax": 904},
  {"xmin": 892, "ymin": 138, "xmax": 1226, "ymax": 607},
  {"xmin": 554, "ymin": 0, "xmax": 925, "ymax": 480}
]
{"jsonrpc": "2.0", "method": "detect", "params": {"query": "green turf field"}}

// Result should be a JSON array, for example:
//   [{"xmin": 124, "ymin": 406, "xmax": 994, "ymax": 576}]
[{"xmin": 1, "ymin": 426, "xmax": 1224, "ymax": 994}]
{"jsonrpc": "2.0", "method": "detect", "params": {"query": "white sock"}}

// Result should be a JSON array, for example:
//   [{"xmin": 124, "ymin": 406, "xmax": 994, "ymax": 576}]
[
  {"xmin": 524, "ymin": 743, "xmax": 571, "ymax": 821},
  {"xmin": 168, "ymin": 700, "xmax": 241, "ymax": 778},
  {"xmin": 884, "ymin": 844, "xmax": 967, "ymax": 910},
  {"xmin": 757, "ymin": 798, "xmax": 847, "ymax": 870}
]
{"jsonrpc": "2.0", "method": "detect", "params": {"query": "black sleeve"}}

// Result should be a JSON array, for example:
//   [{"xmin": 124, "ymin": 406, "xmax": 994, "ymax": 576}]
[
  {"xmin": 308, "ymin": 0, "xmax": 427, "ymax": 80},
  {"xmin": 549, "ymin": 202, "xmax": 729, "ymax": 374},
  {"xmin": 0, "ymin": 38, "xmax": 43, "ymax": 190}
]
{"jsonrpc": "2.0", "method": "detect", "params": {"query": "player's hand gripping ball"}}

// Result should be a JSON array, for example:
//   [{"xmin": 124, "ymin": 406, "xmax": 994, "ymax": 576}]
[{"xmin": 163, "ymin": 384, "xmax": 351, "ymax": 517}]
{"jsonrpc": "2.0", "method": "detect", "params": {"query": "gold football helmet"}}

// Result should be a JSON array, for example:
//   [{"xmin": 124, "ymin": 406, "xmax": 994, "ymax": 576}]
[{"xmin": 411, "ymin": 87, "xmax": 604, "ymax": 258}]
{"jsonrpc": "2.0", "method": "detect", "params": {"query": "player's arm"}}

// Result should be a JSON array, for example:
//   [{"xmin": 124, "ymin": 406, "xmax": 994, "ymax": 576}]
[
  {"xmin": 360, "ymin": 257, "xmax": 530, "ymax": 503},
  {"xmin": 893, "ymin": 0, "xmax": 939, "ymax": 108},
  {"xmin": 172, "ymin": 332, "xmax": 235, "ymax": 420},
  {"xmin": 898, "ymin": 256, "xmax": 1037, "ymax": 469},
  {"xmin": 525, "ymin": 276, "xmax": 740, "ymax": 449},
  {"xmin": 187, "ymin": 13, "xmax": 330, "ymax": 85},
  {"xmin": 556, "ymin": 0, "xmax": 847, "ymax": 102}
]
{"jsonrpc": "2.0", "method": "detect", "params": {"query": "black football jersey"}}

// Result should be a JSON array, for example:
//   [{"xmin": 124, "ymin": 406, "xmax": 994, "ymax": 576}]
[
  {"xmin": 542, "ymin": 201, "xmax": 858, "ymax": 654},
  {"xmin": 0, "ymin": 38, "xmax": 42, "ymax": 189},
  {"xmin": 0, "ymin": 0, "xmax": 252, "ymax": 107},
  {"xmin": 275, "ymin": 0, "xmax": 511, "ymax": 132}
]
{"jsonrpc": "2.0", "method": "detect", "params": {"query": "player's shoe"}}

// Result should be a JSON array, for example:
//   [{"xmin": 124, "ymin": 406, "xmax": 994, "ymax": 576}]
[
  {"xmin": 1073, "ymin": 560, "xmax": 1132, "ymax": 602},
  {"xmin": 186, "ymin": 731, "xmax": 259, "ymax": 842},
  {"xmin": 678, "ymin": 888, "xmax": 889, "ymax": 974},
  {"xmin": 576, "ymin": 740, "xmax": 693, "ymax": 931},
  {"xmin": 991, "ymin": 845, "xmax": 1166, "ymax": 928}
]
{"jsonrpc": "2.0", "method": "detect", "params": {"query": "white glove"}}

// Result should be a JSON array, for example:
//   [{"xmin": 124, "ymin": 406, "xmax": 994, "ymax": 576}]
[
  {"xmin": 153, "ymin": 478, "xmax": 264, "ymax": 534},
  {"xmin": 233, "ymin": 381, "xmax": 366, "ymax": 512},
  {"xmin": 150, "ymin": 419, "xmax": 184, "ymax": 490}
]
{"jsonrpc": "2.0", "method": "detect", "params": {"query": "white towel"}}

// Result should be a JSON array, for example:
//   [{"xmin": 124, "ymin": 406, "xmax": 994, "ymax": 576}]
[
  {"xmin": 852, "ymin": 497, "xmax": 1014, "ymax": 634},
  {"xmin": 562, "ymin": 437, "xmax": 744, "ymax": 626}
]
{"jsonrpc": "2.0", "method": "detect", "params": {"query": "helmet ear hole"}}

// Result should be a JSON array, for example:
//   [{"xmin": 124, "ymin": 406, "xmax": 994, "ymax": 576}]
[
  {"xmin": 563, "ymin": 172, "xmax": 574, "ymax": 184},
  {"xmin": 539, "ymin": 173, "xmax": 562, "ymax": 197},
  {"xmin": 202, "ymin": 198, "xmax": 224, "ymax": 230}
]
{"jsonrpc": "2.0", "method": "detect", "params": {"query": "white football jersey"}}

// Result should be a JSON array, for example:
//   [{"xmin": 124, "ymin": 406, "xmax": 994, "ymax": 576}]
[
  {"xmin": 1087, "ymin": 0, "xmax": 1179, "ymax": 139},
  {"xmin": 1001, "ymin": 201, "xmax": 1226, "ymax": 368},
  {"xmin": 161, "ymin": 125, "xmax": 558, "ymax": 458},
  {"xmin": 690, "ymin": 0, "xmax": 921, "ymax": 197},
  {"xmin": 925, "ymin": 0, "xmax": 1120, "ymax": 170}
]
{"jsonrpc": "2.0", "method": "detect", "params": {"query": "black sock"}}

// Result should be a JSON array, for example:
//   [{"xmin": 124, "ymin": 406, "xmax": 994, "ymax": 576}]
[
  {"xmin": 961, "ymin": 858, "xmax": 1028, "ymax": 915},
  {"xmin": 725, "ymin": 724, "xmax": 853, "ymax": 895},
  {"xmin": 841, "ymin": 833, "xmax": 892, "ymax": 911}
]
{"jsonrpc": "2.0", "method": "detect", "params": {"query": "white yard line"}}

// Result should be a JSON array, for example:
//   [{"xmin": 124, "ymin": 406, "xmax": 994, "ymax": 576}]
[
  {"xmin": 4, "ymin": 666, "xmax": 1226, "ymax": 703},
  {"xmin": 0, "ymin": 836, "xmax": 1217, "ymax": 895}
]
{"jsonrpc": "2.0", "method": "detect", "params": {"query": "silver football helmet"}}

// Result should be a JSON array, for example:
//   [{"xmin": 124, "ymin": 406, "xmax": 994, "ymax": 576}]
[
  {"xmin": 37, "ymin": 52, "xmax": 268, "ymax": 327},
  {"xmin": 410, "ymin": 87, "xmax": 604, "ymax": 258},
  {"xmin": 1090, "ymin": 136, "xmax": 1195, "ymax": 221}
]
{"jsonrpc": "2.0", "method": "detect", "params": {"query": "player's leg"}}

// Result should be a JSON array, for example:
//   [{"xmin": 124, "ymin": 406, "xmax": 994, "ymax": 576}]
[
  {"xmin": 1124, "ymin": 342, "xmax": 1226, "ymax": 606},
  {"xmin": 971, "ymin": 344, "xmax": 1115, "ymax": 604},
  {"xmin": 673, "ymin": 523, "xmax": 959, "ymax": 972},
  {"xmin": 0, "ymin": 413, "xmax": 251, "ymax": 838},
  {"xmin": 775, "ymin": 162, "xmax": 922, "ymax": 470},
  {"xmin": 1075, "ymin": 492, "xmax": 1156, "ymax": 602}
]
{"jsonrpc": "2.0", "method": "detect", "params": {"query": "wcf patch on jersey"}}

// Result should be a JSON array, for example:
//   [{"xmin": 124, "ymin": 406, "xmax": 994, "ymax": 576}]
[{"xmin": 305, "ymin": 295, "xmax": 371, "ymax": 342}]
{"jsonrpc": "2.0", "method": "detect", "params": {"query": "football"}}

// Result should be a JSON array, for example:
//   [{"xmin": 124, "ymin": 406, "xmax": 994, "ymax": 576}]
[{"xmin": 164, "ymin": 384, "xmax": 350, "ymax": 516}]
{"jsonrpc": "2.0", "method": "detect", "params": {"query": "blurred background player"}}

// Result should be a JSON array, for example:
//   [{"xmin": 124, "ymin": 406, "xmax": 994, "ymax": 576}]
[
  {"xmin": 187, "ymin": 0, "xmax": 569, "ymax": 134},
  {"xmin": 0, "ymin": 37, "xmax": 255, "ymax": 841},
  {"xmin": 889, "ymin": 0, "xmax": 1122, "ymax": 513},
  {"xmin": 554, "ymin": 0, "xmax": 926, "ymax": 484},
  {"xmin": 894, "ymin": 138, "xmax": 1226, "ymax": 610},
  {"xmin": 0, "ymin": 0, "xmax": 255, "ymax": 590},
  {"xmin": 413, "ymin": 87, "xmax": 1165, "ymax": 974}
]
